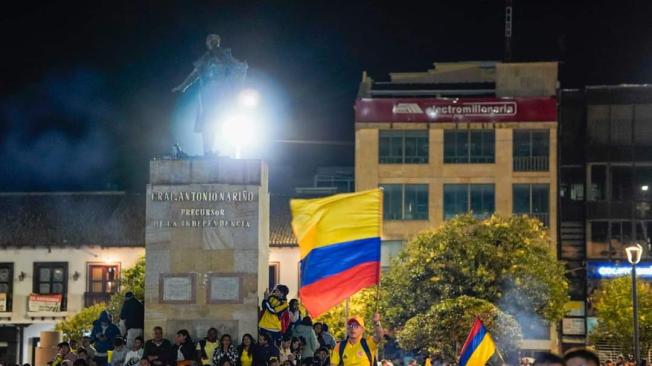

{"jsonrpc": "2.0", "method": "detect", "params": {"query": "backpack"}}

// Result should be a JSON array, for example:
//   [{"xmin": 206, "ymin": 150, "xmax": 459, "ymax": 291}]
[{"xmin": 338, "ymin": 338, "xmax": 375, "ymax": 366}]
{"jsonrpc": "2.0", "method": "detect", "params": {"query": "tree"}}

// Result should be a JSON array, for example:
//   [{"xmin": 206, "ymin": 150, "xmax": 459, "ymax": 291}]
[
  {"xmin": 589, "ymin": 276, "xmax": 652, "ymax": 355},
  {"xmin": 57, "ymin": 257, "xmax": 145, "ymax": 340},
  {"xmin": 55, "ymin": 304, "xmax": 104, "ymax": 341},
  {"xmin": 398, "ymin": 296, "xmax": 521, "ymax": 361},
  {"xmin": 381, "ymin": 214, "xmax": 568, "ymax": 354},
  {"xmin": 315, "ymin": 287, "xmax": 377, "ymax": 340}
]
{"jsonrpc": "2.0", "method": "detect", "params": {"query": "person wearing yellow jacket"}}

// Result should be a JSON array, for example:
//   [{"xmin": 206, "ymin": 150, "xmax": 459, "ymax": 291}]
[{"xmin": 258, "ymin": 285, "xmax": 289, "ymax": 347}]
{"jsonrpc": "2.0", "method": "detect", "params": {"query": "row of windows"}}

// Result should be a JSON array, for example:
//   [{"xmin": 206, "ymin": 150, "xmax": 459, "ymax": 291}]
[
  {"xmin": 379, "ymin": 129, "xmax": 550, "ymax": 171},
  {"xmin": 382, "ymin": 183, "xmax": 550, "ymax": 225},
  {"xmin": 0, "ymin": 262, "xmax": 119, "ymax": 312}
]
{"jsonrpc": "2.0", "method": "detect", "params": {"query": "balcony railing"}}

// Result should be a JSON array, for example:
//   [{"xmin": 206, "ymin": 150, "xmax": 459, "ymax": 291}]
[
  {"xmin": 513, "ymin": 156, "xmax": 549, "ymax": 172},
  {"xmin": 84, "ymin": 292, "xmax": 112, "ymax": 307}
]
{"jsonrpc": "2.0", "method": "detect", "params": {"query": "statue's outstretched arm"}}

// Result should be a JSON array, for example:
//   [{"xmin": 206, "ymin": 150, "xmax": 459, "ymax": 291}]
[{"xmin": 172, "ymin": 68, "xmax": 200, "ymax": 93}]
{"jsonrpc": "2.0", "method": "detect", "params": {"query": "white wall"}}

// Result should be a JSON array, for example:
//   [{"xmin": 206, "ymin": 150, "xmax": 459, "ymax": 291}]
[{"xmin": 269, "ymin": 246, "xmax": 300, "ymax": 299}]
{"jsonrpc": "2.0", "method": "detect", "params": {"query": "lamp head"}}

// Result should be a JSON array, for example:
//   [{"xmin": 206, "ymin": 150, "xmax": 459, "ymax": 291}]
[{"xmin": 626, "ymin": 243, "xmax": 644, "ymax": 265}]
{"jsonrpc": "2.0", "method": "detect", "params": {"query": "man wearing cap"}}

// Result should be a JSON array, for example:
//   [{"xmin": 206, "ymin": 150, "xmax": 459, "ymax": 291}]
[{"xmin": 330, "ymin": 313, "xmax": 383, "ymax": 366}]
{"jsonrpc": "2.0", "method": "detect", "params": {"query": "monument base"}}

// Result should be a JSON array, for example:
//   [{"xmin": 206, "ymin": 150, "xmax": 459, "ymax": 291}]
[{"xmin": 144, "ymin": 157, "xmax": 269, "ymax": 340}]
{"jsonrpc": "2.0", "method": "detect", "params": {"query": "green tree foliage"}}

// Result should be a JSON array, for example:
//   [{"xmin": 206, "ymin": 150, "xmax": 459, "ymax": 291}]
[
  {"xmin": 589, "ymin": 276, "xmax": 652, "ymax": 354},
  {"xmin": 381, "ymin": 214, "xmax": 568, "ymax": 349},
  {"xmin": 55, "ymin": 304, "xmax": 104, "ymax": 341},
  {"xmin": 56, "ymin": 257, "xmax": 145, "ymax": 340},
  {"xmin": 315, "ymin": 287, "xmax": 377, "ymax": 340},
  {"xmin": 398, "ymin": 296, "xmax": 521, "ymax": 360}
]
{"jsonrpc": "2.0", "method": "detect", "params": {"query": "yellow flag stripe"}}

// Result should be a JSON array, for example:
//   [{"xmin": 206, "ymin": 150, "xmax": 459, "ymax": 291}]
[
  {"xmin": 465, "ymin": 334, "xmax": 496, "ymax": 366},
  {"xmin": 290, "ymin": 189, "xmax": 382, "ymax": 259}
]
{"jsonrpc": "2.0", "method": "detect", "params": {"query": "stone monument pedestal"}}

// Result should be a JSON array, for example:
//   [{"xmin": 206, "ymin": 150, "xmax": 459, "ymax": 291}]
[{"xmin": 144, "ymin": 157, "xmax": 269, "ymax": 340}]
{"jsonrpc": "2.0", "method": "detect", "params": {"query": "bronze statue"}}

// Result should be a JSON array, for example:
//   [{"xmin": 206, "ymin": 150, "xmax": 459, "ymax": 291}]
[{"xmin": 172, "ymin": 34, "xmax": 248, "ymax": 155}]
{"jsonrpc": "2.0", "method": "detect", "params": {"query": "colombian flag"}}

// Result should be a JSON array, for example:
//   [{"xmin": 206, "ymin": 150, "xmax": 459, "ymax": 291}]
[
  {"xmin": 459, "ymin": 319, "xmax": 497, "ymax": 366},
  {"xmin": 290, "ymin": 189, "xmax": 382, "ymax": 317}
]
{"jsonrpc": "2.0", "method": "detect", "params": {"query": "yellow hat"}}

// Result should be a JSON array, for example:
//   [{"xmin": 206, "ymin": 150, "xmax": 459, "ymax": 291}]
[{"xmin": 347, "ymin": 316, "xmax": 365, "ymax": 329}]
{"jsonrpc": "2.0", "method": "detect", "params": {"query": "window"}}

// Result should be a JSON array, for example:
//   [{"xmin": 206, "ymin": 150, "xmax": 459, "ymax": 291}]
[
  {"xmin": 85, "ymin": 264, "xmax": 119, "ymax": 306},
  {"xmin": 513, "ymin": 130, "xmax": 549, "ymax": 171},
  {"xmin": 379, "ymin": 130, "xmax": 428, "ymax": 164},
  {"xmin": 634, "ymin": 104, "xmax": 652, "ymax": 144},
  {"xmin": 34, "ymin": 262, "xmax": 68, "ymax": 310},
  {"xmin": 444, "ymin": 130, "xmax": 494, "ymax": 163},
  {"xmin": 443, "ymin": 184, "xmax": 495, "ymax": 220},
  {"xmin": 88, "ymin": 264, "xmax": 119, "ymax": 294},
  {"xmin": 513, "ymin": 184, "xmax": 550, "ymax": 226},
  {"xmin": 589, "ymin": 165, "xmax": 607, "ymax": 201},
  {"xmin": 381, "ymin": 184, "xmax": 428, "ymax": 220},
  {"xmin": 268, "ymin": 263, "xmax": 280, "ymax": 291},
  {"xmin": 381, "ymin": 241, "xmax": 403, "ymax": 271},
  {"xmin": 588, "ymin": 221, "xmax": 641, "ymax": 259},
  {"xmin": 611, "ymin": 166, "xmax": 633, "ymax": 202},
  {"xmin": 0, "ymin": 263, "xmax": 13, "ymax": 312}
]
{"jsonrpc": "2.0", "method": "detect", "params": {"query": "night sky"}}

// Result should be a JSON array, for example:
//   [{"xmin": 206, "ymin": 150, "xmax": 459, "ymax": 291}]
[{"xmin": 1, "ymin": 1, "xmax": 651, "ymax": 193}]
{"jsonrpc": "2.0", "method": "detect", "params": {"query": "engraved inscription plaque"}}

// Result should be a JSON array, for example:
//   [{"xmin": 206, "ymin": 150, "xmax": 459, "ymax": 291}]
[
  {"xmin": 160, "ymin": 274, "xmax": 196, "ymax": 304},
  {"xmin": 207, "ymin": 273, "xmax": 243, "ymax": 304}
]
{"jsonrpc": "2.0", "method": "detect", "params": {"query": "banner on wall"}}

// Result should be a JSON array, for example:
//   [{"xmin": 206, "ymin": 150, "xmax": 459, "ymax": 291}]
[{"xmin": 28, "ymin": 294, "xmax": 62, "ymax": 312}]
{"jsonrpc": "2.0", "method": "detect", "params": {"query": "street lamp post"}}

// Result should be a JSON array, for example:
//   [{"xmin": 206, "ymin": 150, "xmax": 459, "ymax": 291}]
[{"xmin": 625, "ymin": 243, "xmax": 643, "ymax": 366}]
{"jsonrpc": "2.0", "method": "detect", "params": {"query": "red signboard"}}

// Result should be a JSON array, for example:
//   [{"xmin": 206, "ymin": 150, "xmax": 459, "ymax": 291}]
[{"xmin": 355, "ymin": 97, "xmax": 557, "ymax": 123}]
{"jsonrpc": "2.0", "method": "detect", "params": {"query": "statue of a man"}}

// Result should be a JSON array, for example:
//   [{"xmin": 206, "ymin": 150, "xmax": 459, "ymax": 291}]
[{"xmin": 172, "ymin": 34, "xmax": 248, "ymax": 155}]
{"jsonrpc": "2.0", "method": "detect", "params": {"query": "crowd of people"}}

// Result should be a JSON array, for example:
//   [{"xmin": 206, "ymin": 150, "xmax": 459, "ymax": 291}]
[{"xmin": 43, "ymin": 284, "xmax": 383, "ymax": 366}]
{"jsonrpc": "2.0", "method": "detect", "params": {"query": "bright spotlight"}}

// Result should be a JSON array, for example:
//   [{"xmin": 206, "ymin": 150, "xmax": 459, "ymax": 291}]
[
  {"xmin": 238, "ymin": 89, "xmax": 260, "ymax": 108},
  {"xmin": 642, "ymin": 185, "xmax": 649, "ymax": 192},
  {"xmin": 220, "ymin": 114, "xmax": 257, "ymax": 158}
]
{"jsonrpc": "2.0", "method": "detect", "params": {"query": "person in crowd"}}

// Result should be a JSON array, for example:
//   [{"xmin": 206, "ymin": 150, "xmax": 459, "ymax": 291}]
[
  {"xmin": 406, "ymin": 360, "xmax": 418, "ymax": 366},
  {"xmin": 380, "ymin": 360, "xmax": 394, "ymax": 366},
  {"xmin": 91, "ymin": 311, "xmax": 121, "ymax": 366},
  {"xmin": 120, "ymin": 292, "xmax": 145, "ymax": 349},
  {"xmin": 617, "ymin": 358, "xmax": 625, "ymax": 366},
  {"xmin": 279, "ymin": 336, "xmax": 294, "ymax": 364},
  {"xmin": 76, "ymin": 349, "xmax": 90, "ymax": 366},
  {"xmin": 318, "ymin": 325, "xmax": 335, "ymax": 350},
  {"xmin": 197, "ymin": 328, "xmax": 219, "ymax": 366},
  {"xmin": 289, "ymin": 338, "xmax": 302, "ymax": 366},
  {"xmin": 70, "ymin": 340, "xmax": 79, "ymax": 353},
  {"xmin": 283, "ymin": 361, "xmax": 293, "ymax": 366},
  {"xmin": 269, "ymin": 358, "xmax": 280, "ymax": 366},
  {"xmin": 143, "ymin": 326, "xmax": 174, "ymax": 366},
  {"xmin": 139, "ymin": 359, "xmax": 151, "ymax": 366},
  {"xmin": 605, "ymin": 360, "xmax": 614, "ymax": 366},
  {"xmin": 330, "ymin": 314, "xmax": 384, "ymax": 366},
  {"xmin": 312, "ymin": 348, "xmax": 329, "ymax": 366},
  {"xmin": 237, "ymin": 334, "xmax": 256, "ymax": 366},
  {"xmin": 253, "ymin": 334, "xmax": 279, "ymax": 366},
  {"xmin": 221, "ymin": 361, "xmax": 234, "ymax": 366},
  {"xmin": 288, "ymin": 300, "xmax": 302, "ymax": 329},
  {"xmin": 174, "ymin": 330, "xmax": 195, "ymax": 366},
  {"xmin": 564, "ymin": 349, "xmax": 599, "ymax": 366},
  {"xmin": 423, "ymin": 355, "xmax": 431, "ymax": 366},
  {"xmin": 81, "ymin": 337, "xmax": 97, "ymax": 362},
  {"xmin": 50, "ymin": 342, "xmax": 78, "ymax": 366},
  {"xmin": 258, "ymin": 285, "xmax": 290, "ymax": 346},
  {"xmin": 111, "ymin": 338, "xmax": 129, "ymax": 366},
  {"xmin": 212, "ymin": 334, "xmax": 238, "ymax": 366},
  {"xmin": 73, "ymin": 360, "xmax": 89, "ymax": 366},
  {"xmin": 533, "ymin": 353, "xmax": 565, "ymax": 366},
  {"xmin": 291, "ymin": 317, "xmax": 318, "ymax": 366},
  {"xmin": 124, "ymin": 336, "xmax": 144, "ymax": 366}
]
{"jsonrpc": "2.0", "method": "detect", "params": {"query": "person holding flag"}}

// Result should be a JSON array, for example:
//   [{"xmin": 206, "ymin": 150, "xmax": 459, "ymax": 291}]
[
  {"xmin": 459, "ymin": 319, "xmax": 498, "ymax": 366},
  {"xmin": 330, "ymin": 314, "xmax": 383, "ymax": 366}
]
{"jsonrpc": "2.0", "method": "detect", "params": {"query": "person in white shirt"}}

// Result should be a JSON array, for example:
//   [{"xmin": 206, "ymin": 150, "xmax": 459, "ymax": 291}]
[{"xmin": 124, "ymin": 337, "xmax": 144, "ymax": 366}]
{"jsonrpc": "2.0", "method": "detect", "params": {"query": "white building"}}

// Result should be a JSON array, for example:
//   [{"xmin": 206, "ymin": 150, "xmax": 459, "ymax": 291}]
[{"xmin": 0, "ymin": 192, "xmax": 145, "ymax": 365}]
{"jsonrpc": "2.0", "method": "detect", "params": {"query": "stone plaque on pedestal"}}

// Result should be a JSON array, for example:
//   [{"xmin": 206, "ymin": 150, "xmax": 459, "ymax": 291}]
[{"xmin": 145, "ymin": 158, "xmax": 269, "ymax": 341}]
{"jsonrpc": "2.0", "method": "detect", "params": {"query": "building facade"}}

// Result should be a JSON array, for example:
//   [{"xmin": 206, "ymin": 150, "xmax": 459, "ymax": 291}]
[
  {"xmin": 0, "ymin": 192, "xmax": 145, "ymax": 366},
  {"xmin": 559, "ymin": 85, "xmax": 652, "ymax": 353},
  {"xmin": 355, "ymin": 62, "xmax": 559, "ymax": 351}
]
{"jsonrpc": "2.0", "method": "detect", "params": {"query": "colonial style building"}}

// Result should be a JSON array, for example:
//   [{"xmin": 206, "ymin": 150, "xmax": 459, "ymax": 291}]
[
  {"xmin": 0, "ymin": 192, "xmax": 145, "ymax": 365},
  {"xmin": 354, "ymin": 61, "xmax": 559, "ymax": 352}
]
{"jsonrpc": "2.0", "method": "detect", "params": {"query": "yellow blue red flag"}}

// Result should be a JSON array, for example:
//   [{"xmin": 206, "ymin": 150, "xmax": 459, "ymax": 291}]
[
  {"xmin": 459, "ymin": 319, "xmax": 497, "ymax": 366},
  {"xmin": 290, "ymin": 188, "xmax": 382, "ymax": 317}
]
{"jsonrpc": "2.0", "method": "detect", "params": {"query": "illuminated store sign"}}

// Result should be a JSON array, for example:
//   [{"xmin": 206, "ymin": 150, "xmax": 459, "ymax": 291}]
[{"xmin": 587, "ymin": 261, "xmax": 652, "ymax": 279}]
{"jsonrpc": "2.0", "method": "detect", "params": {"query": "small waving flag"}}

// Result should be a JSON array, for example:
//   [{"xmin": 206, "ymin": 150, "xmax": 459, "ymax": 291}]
[
  {"xmin": 459, "ymin": 319, "xmax": 497, "ymax": 366},
  {"xmin": 290, "ymin": 189, "xmax": 382, "ymax": 317}
]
